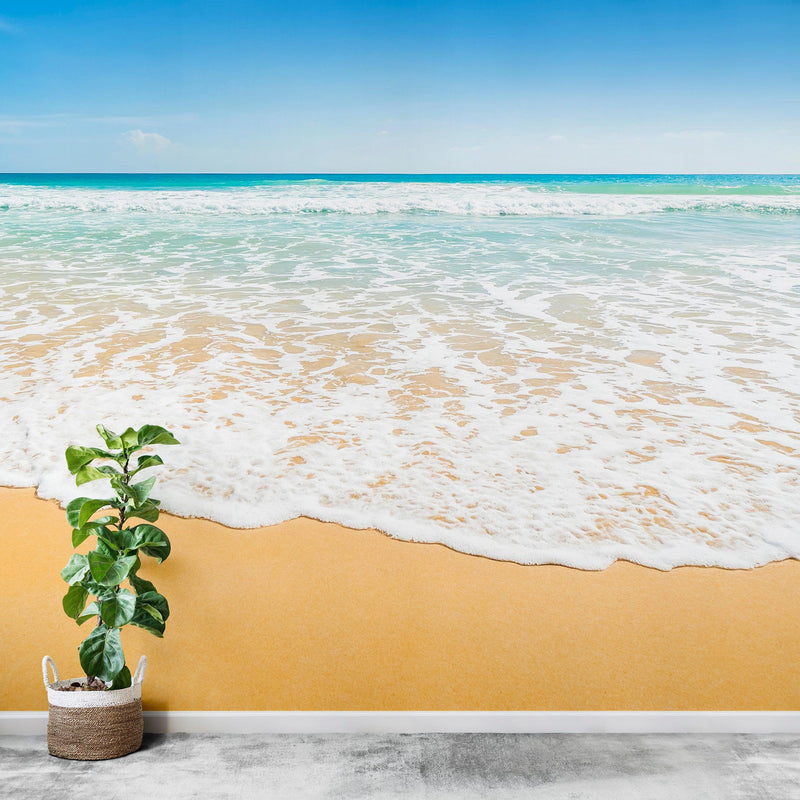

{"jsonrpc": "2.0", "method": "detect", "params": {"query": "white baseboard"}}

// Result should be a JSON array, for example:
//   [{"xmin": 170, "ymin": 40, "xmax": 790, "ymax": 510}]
[{"xmin": 2, "ymin": 711, "xmax": 800, "ymax": 736}]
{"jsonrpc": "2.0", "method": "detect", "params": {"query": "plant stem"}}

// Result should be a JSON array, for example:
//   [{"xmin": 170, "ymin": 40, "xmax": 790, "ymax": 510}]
[{"xmin": 119, "ymin": 449, "xmax": 129, "ymax": 531}]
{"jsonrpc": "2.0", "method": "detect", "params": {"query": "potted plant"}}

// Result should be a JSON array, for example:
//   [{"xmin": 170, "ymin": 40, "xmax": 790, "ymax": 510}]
[{"xmin": 43, "ymin": 423, "xmax": 179, "ymax": 760}]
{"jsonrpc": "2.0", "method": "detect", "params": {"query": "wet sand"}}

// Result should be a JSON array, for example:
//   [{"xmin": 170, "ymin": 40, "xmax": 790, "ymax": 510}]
[{"xmin": 1, "ymin": 486, "xmax": 798, "ymax": 711}]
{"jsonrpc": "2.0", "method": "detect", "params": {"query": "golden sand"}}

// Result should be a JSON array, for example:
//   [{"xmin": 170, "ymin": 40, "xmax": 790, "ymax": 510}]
[{"xmin": 1, "ymin": 486, "xmax": 798, "ymax": 712}]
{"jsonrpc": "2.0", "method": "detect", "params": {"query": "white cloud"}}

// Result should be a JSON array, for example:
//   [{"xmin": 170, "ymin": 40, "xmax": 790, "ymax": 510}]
[
  {"xmin": 548, "ymin": 134, "xmax": 566, "ymax": 142},
  {"xmin": 124, "ymin": 129, "xmax": 172, "ymax": 152},
  {"xmin": 663, "ymin": 130, "xmax": 726, "ymax": 141}
]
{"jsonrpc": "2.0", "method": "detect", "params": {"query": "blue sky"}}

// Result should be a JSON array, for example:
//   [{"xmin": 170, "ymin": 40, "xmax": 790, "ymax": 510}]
[{"xmin": 1, "ymin": 1, "xmax": 798, "ymax": 172}]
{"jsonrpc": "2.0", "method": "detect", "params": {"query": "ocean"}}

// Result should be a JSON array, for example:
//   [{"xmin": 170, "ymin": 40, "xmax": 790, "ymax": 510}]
[{"xmin": 1, "ymin": 173, "xmax": 798, "ymax": 569}]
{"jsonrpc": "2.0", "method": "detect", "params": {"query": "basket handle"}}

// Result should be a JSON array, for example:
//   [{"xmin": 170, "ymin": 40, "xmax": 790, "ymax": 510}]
[
  {"xmin": 133, "ymin": 655, "xmax": 147, "ymax": 686},
  {"xmin": 42, "ymin": 656, "xmax": 59, "ymax": 689}
]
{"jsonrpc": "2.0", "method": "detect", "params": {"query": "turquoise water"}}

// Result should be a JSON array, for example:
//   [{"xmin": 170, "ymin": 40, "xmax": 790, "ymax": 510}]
[
  {"xmin": 1, "ymin": 175, "xmax": 798, "ymax": 568},
  {"xmin": 3, "ymin": 173, "xmax": 800, "ymax": 193}
]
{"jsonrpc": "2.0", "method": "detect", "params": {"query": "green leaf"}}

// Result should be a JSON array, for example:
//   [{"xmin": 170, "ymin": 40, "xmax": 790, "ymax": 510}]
[
  {"xmin": 97, "ymin": 527, "xmax": 135, "ymax": 554},
  {"xmin": 75, "ymin": 464, "xmax": 110, "ymax": 486},
  {"xmin": 126, "ymin": 500, "xmax": 160, "ymax": 523},
  {"xmin": 111, "ymin": 665, "xmax": 132, "ymax": 690},
  {"xmin": 85, "ymin": 524, "xmax": 112, "ymax": 547},
  {"xmin": 137, "ymin": 424, "xmax": 180, "ymax": 447},
  {"xmin": 129, "ymin": 571, "xmax": 156, "ymax": 595},
  {"xmin": 95, "ymin": 537, "xmax": 117, "ymax": 559},
  {"xmin": 87, "ymin": 552, "xmax": 137, "ymax": 587},
  {"xmin": 136, "ymin": 589, "xmax": 169, "ymax": 622},
  {"xmin": 129, "ymin": 475, "xmax": 156, "ymax": 506},
  {"xmin": 109, "ymin": 473, "xmax": 127, "ymax": 499},
  {"xmin": 65, "ymin": 446, "xmax": 117, "ymax": 474},
  {"xmin": 65, "ymin": 447, "xmax": 94, "ymax": 474},
  {"xmin": 99, "ymin": 589, "xmax": 136, "ymax": 627},
  {"xmin": 90, "ymin": 515, "xmax": 118, "ymax": 526},
  {"xmin": 131, "ymin": 609, "xmax": 165, "ymax": 637},
  {"xmin": 79, "ymin": 625, "xmax": 125, "ymax": 682},
  {"xmin": 96, "ymin": 424, "xmax": 122, "ymax": 450},
  {"xmin": 62, "ymin": 585, "xmax": 89, "ymax": 619},
  {"xmin": 66, "ymin": 496, "xmax": 114, "ymax": 528},
  {"xmin": 140, "ymin": 603, "xmax": 163, "ymax": 624},
  {"xmin": 72, "ymin": 527, "xmax": 90, "ymax": 548},
  {"xmin": 76, "ymin": 601, "xmax": 100, "ymax": 626},
  {"xmin": 61, "ymin": 554, "xmax": 90, "ymax": 585},
  {"xmin": 94, "ymin": 530, "xmax": 119, "ymax": 554},
  {"xmin": 120, "ymin": 427, "xmax": 141, "ymax": 449},
  {"xmin": 131, "ymin": 592, "xmax": 168, "ymax": 637},
  {"xmin": 96, "ymin": 464, "xmax": 123, "ymax": 476},
  {"xmin": 130, "ymin": 524, "xmax": 171, "ymax": 562},
  {"xmin": 65, "ymin": 496, "xmax": 87, "ymax": 527},
  {"xmin": 132, "ymin": 454, "xmax": 164, "ymax": 474},
  {"xmin": 114, "ymin": 529, "xmax": 138, "ymax": 552},
  {"xmin": 74, "ymin": 521, "xmax": 116, "ymax": 551}
]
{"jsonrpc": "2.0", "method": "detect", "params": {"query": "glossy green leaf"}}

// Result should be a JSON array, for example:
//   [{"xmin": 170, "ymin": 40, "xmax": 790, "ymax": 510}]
[
  {"xmin": 65, "ymin": 496, "xmax": 86, "ymax": 527},
  {"xmin": 99, "ymin": 589, "xmax": 136, "ymax": 627},
  {"xmin": 130, "ymin": 524, "xmax": 171, "ymax": 562},
  {"xmin": 96, "ymin": 424, "xmax": 122, "ymax": 450},
  {"xmin": 79, "ymin": 625, "xmax": 124, "ymax": 682},
  {"xmin": 130, "ymin": 475, "xmax": 156, "ymax": 506},
  {"xmin": 137, "ymin": 425, "xmax": 180, "ymax": 447},
  {"xmin": 65, "ymin": 446, "xmax": 117, "ymax": 475},
  {"xmin": 79, "ymin": 523, "xmax": 115, "ymax": 551},
  {"xmin": 84, "ymin": 573, "xmax": 112, "ymax": 594},
  {"xmin": 75, "ymin": 464, "xmax": 109, "ymax": 486},
  {"xmin": 120, "ymin": 427, "xmax": 140, "ymax": 449},
  {"xmin": 109, "ymin": 474, "xmax": 127, "ymax": 499},
  {"xmin": 78, "ymin": 498, "xmax": 113, "ymax": 527},
  {"xmin": 87, "ymin": 552, "xmax": 137, "ymax": 587},
  {"xmin": 76, "ymin": 601, "xmax": 100, "ymax": 626},
  {"xmin": 90, "ymin": 515, "xmax": 117, "ymax": 526},
  {"xmin": 111, "ymin": 665, "xmax": 132, "ymax": 689},
  {"xmin": 136, "ymin": 589, "xmax": 169, "ymax": 622},
  {"xmin": 97, "ymin": 527, "xmax": 136, "ymax": 554},
  {"xmin": 72, "ymin": 527, "xmax": 90, "ymax": 548},
  {"xmin": 62, "ymin": 584, "xmax": 89, "ymax": 619},
  {"xmin": 65, "ymin": 496, "xmax": 114, "ymax": 528},
  {"xmin": 141, "ymin": 603, "xmax": 163, "ymax": 624},
  {"xmin": 132, "ymin": 454, "xmax": 164, "ymax": 474},
  {"xmin": 126, "ymin": 500, "xmax": 160, "ymax": 523},
  {"xmin": 129, "ymin": 571, "xmax": 156, "ymax": 596},
  {"xmin": 95, "ymin": 537, "xmax": 117, "ymax": 559},
  {"xmin": 131, "ymin": 608, "xmax": 164, "ymax": 637},
  {"xmin": 60, "ymin": 554, "xmax": 89, "ymax": 585},
  {"xmin": 95, "ymin": 464, "xmax": 123, "ymax": 478},
  {"xmin": 65, "ymin": 447, "xmax": 94, "ymax": 474},
  {"xmin": 131, "ymin": 593, "xmax": 167, "ymax": 636}
]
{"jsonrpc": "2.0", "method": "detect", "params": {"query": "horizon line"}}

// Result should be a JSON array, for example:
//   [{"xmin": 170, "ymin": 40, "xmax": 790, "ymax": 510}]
[{"xmin": 1, "ymin": 171, "xmax": 799, "ymax": 177}]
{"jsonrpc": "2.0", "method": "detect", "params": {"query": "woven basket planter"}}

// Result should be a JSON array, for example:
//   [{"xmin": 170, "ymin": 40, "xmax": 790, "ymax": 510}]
[{"xmin": 43, "ymin": 655, "xmax": 147, "ymax": 760}]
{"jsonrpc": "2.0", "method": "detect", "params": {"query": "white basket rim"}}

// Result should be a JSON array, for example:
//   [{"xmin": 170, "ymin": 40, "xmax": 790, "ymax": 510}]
[{"xmin": 43, "ymin": 655, "xmax": 146, "ymax": 708}]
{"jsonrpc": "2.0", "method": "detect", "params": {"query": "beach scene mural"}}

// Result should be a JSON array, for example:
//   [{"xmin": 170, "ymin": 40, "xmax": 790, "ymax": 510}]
[
  {"xmin": 1, "ymin": 173, "xmax": 799, "ymax": 570},
  {"xmin": 1, "ymin": 1, "xmax": 799, "ymax": 714}
]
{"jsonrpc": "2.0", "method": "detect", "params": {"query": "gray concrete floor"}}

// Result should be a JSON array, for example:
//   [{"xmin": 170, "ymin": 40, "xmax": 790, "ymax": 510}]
[{"xmin": 2, "ymin": 733, "xmax": 800, "ymax": 799}]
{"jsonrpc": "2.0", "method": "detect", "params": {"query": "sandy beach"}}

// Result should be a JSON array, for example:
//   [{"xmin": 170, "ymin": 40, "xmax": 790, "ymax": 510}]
[{"xmin": 2, "ymin": 486, "xmax": 798, "ymax": 712}]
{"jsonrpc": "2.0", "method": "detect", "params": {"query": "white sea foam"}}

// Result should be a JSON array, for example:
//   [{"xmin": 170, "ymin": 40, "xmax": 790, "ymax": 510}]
[
  {"xmin": 1, "ymin": 181, "xmax": 799, "ymax": 569},
  {"xmin": 2, "ymin": 181, "xmax": 800, "ymax": 217}
]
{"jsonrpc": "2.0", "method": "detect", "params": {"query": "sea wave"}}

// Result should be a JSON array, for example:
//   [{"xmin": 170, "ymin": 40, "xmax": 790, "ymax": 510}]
[
  {"xmin": 1, "ymin": 179, "xmax": 799, "ymax": 570},
  {"xmin": 2, "ymin": 182, "xmax": 800, "ymax": 217}
]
